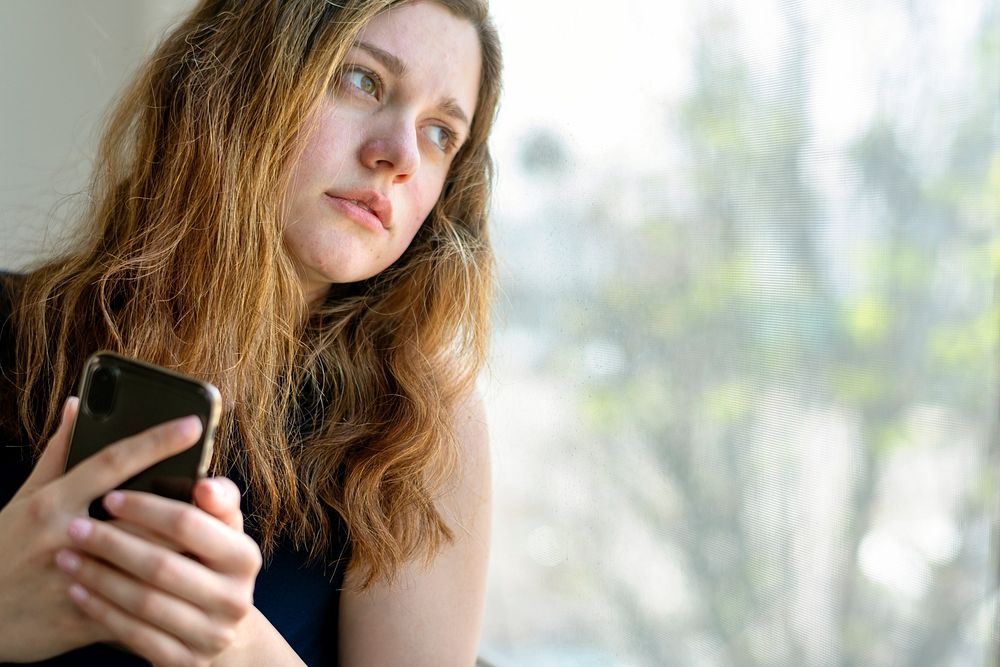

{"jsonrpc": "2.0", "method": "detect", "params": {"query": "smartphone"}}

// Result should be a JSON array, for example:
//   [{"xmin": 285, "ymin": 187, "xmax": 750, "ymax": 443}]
[{"xmin": 65, "ymin": 351, "xmax": 222, "ymax": 519}]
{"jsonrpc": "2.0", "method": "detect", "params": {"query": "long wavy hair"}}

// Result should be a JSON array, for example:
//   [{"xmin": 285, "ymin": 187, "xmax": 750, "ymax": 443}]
[{"xmin": 8, "ymin": 0, "xmax": 502, "ymax": 589}]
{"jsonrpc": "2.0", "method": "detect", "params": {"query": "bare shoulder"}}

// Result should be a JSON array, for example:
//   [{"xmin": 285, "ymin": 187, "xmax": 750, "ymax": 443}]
[
  {"xmin": 337, "ymin": 389, "xmax": 493, "ymax": 667},
  {"xmin": 446, "ymin": 390, "xmax": 491, "ymax": 522}
]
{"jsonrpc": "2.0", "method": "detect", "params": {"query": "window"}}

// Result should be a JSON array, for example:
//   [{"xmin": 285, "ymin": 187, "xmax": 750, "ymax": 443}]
[{"xmin": 480, "ymin": 0, "xmax": 1000, "ymax": 664}]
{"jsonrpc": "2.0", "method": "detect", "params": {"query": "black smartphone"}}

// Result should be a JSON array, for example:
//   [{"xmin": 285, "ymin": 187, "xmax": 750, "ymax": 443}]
[{"xmin": 65, "ymin": 351, "xmax": 222, "ymax": 519}]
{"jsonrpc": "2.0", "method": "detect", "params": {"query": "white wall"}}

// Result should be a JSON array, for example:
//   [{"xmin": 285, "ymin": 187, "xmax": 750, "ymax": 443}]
[{"xmin": 0, "ymin": 1, "xmax": 194, "ymax": 270}]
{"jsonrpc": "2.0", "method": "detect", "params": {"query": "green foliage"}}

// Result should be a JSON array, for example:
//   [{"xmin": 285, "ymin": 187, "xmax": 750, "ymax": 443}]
[
  {"xmin": 929, "ymin": 306, "xmax": 1000, "ymax": 369},
  {"xmin": 493, "ymin": 1, "xmax": 1000, "ymax": 664},
  {"xmin": 843, "ymin": 295, "xmax": 893, "ymax": 347}
]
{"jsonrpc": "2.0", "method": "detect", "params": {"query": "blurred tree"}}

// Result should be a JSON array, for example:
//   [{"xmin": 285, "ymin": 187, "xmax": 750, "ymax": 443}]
[{"xmin": 490, "ymin": 0, "xmax": 998, "ymax": 665}]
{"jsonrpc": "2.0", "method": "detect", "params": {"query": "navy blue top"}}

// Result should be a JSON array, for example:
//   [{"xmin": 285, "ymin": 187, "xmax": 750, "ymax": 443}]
[{"xmin": 0, "ymin": 273, "xmax": 350, "ymax": 666}]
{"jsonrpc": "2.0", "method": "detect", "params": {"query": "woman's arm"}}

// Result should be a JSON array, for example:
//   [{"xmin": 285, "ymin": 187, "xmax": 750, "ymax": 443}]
[
  {"xmin": 338, "ymin": 393, "xmax": 492, "ymax": 667},
  {"xmin": 210, "ymin": 606, "xmax": 306, "ymax": 667}
]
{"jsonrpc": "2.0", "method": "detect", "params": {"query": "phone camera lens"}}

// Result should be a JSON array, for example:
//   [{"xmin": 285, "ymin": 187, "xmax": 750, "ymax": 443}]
[{"xmin": 86, "ymin": 366, "xmax": 118, "ymax": 418}]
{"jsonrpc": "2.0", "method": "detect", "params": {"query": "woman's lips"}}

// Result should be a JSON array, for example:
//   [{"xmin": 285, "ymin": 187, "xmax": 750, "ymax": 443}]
[{"xmin": 324, "ymin": 194, "xmax": 386, "ymax": 233}]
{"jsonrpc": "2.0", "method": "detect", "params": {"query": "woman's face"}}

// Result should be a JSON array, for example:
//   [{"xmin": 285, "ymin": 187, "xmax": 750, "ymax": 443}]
[{"xmin": 283, "ymin": 0, "xmax": 482, "ymax": 304}]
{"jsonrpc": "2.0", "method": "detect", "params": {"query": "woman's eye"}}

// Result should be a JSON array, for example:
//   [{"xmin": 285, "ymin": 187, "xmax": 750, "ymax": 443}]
[
  {"xmin": 343, "ymin": 68, "xmax": 379, "ymax": 98},
  {"xmin": 424, "ymin": 125, "xmax": 455, "ymax": 153}
]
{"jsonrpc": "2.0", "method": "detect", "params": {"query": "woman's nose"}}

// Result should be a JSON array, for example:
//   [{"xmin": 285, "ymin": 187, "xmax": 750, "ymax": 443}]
[{"xmin": 359, "ymin": 118, "xmax": 421, "ymax": 183}]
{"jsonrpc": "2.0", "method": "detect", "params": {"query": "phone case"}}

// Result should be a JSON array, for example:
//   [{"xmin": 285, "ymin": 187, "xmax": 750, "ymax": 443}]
[{"xmin": 66, "ymin": 351, "xmax": 222, "ymax": 519}]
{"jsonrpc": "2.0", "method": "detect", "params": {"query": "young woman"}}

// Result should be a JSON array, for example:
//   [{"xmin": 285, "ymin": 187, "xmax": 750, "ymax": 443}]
[{"xmin": 0, "ymin": 0, "xmax": 502, "ymax": 664}]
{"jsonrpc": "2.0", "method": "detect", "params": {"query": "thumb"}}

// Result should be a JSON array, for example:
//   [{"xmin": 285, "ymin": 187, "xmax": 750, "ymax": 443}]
[
  {"xmin": 193, "ymin": 477, "xmax": 244, "ymax": 531},
  {"xmin": 21, "ymin": 397, "xmax": 79, "ymax": 493}
]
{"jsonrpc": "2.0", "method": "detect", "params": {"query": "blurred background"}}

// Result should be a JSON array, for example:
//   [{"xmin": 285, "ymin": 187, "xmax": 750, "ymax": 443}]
[{"xmin": 1, "ymin": 1, "xmax": 998, "ymax": 665}]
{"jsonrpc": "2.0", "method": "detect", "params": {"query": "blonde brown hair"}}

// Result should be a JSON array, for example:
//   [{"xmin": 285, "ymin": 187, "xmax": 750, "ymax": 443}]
[{"xmin": 9, "ymin": 0, "xmax": 501, "ymax": 588}]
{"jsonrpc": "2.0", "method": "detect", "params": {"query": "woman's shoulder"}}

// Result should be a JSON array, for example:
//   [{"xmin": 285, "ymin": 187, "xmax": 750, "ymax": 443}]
[
  {"xmin": 0, "ymin": 270, "xmax": 24, "ymax": 320},
  {"xmin": 0, "ymin": 269, "xmax": 26, "ymax": 380},
  {"xmin": 336, "ymin": 388, "xmax": 492, "ymax": 664},
  {"xmin": 442, "ymin": 389, "xmax": 491, "ymax": 543},
  {"xmin": 0, "ymin": 270, "xmax": 25, "ymax": 398},
  {"xmin": 0, "ymin": 271, "xmax": 33, "ymax": 507},
  {"xmin": 452, "ymin": 389, "xmax": 490, "ymax": 490}
]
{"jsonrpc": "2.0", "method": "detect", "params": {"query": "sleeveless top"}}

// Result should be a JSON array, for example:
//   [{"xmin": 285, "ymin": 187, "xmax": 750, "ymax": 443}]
[{"xmin": 0, "ymin": 273, "xmax": 351, "ymax": 666}]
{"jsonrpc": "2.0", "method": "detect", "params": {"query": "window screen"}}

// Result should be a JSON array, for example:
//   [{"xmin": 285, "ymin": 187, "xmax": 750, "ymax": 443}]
[{"xmin": 480, "ymin": 0, "xmax": 1000, "ymax": 665}]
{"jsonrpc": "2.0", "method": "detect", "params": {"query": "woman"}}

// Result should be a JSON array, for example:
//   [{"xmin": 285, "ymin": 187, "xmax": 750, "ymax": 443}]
[{"xmin": 0, "ymin": 0, "xmax": 501, "ymax": 664}]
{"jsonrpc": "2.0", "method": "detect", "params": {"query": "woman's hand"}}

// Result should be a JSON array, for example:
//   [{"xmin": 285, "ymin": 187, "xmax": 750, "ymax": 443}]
[
  {"xmin": 54, "ymin": 478, "xmax": 262, "ymax": 667},
  {"xmin": 0, "ymin": 397, "xmax": 207, "ymax": 661}
]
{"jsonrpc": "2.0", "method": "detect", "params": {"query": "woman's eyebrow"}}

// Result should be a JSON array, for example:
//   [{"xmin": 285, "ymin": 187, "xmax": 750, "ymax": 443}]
[
  {"xmin": 354, "ymin": 41, "xmax": 472, "ymax": 129},
  {"xmin": 356, "ymin": 41, "xmax": 407, "ymax": 78},
  {"xmin": 439, "ymin": 98, "xmax": 471, "ymax": 129}
]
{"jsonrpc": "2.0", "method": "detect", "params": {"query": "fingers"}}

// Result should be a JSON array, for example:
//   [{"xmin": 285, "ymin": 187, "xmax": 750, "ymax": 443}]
[
  {"xmin": 65, "ymin": 516, "xmax": 256, "ymax": 619},
  {"xmin": 21, "ymin": 397, "xmax": 79, "ymax": 493},
  {"xmin": 58, "ymin": 416, "xmax": 202, "ymax": 507},
  {"xmin": 65, "ymin": 583, "xmax": 212, "ymax": 667},
  {"xmin": 109, "ymin": 520, "xmax": 183, "ymax": 554},
  {"xmin": 52, "ymin": 490, "xmax": 260, "ymax": 666},
  {"xmin": 102, "ymin": 491, "xmax": 258, "ymax": 573},
  {"xmin": 55, "ymin": 551, "xmax": 234, "ymax": 657},
  {"xmin": 192, "ymin": 478, "xmax": 244, "ymax": 531}
]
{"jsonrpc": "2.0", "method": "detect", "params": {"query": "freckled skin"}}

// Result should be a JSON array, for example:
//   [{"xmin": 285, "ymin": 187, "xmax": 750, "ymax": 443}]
[{"xmin": 282, "ymin": 1, "xmax": 483, "ymax": 304}]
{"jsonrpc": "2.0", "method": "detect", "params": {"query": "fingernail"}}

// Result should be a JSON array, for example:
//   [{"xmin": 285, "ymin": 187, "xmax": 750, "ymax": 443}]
[
  {"xmin": 69, "ymin": 583, "xmax": 89, "ymax": 603},
  {"xmin": 209, "ymin": 478, "xmax": 229, "ymax": 497},
  {"xmin": 68, "ymin": 518, "xmax": 93, "ymax": 542},
  {"xmin": 200, "ymin": 479, "xmax": 218, "ymax": 498},
  {"xmin": 62, "ymin": 397, "xmax": 79, "ymax": 424},
  {"xmin": 55, "ymin": 549, "xmax": 81, "ymax": 573},
  {"xmin": 104, "ymin": 491, "xmax": 124, "ymax": 512},
  {"xmin": 175, "ymin": 416, "xmax": 202, "ymax": 440}
]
